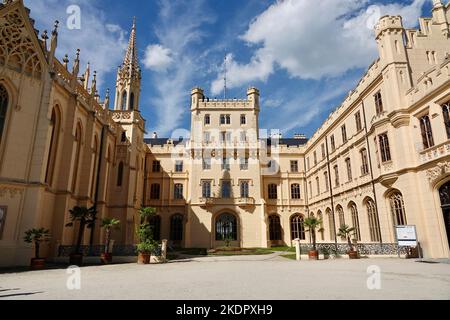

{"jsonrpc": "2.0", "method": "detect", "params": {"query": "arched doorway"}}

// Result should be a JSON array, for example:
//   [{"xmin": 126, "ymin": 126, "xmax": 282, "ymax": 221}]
[
  {"xmin": 215, "ymin": 213, "xmax": 238, "ymax": 245},
  {"xmin": 439, "ymin": 182, "xmax": 450, "ymax": 249}
]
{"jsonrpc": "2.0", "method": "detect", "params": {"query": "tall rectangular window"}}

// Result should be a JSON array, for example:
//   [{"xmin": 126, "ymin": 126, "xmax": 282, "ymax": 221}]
[
  {"xmin": 220, "ymin": 114, "xmax": 231, "ymax": 125},
  {"xmin": 290, "ymin": 160, "xmax": 299, "ymax": 173},
  {"xmin": 442, "ymin": 102, "xmax": 450, "ymax": 139},
  {"xmin": 268, "ymin": 184, "xmax": 277, "ymax": 199},
  {"xmin": 174, "ymin": 184, "xmax": 183, "ymax": 199},
  {"xmin": 240, "ymin": 156, "xmax": 249, "ymax": 170},
  {"xmin": 204, "ymin": 131, "xmax": 210, "ymax": 143},
  {"xmin": 202, "ymin": 181, "xmax": 211, "ymax": 198},
  {"xmin": 375, "ymin": 91, "xmax": 383, "ymax": 115},
  {"xmin": 175, "ymin": 160, "xmax": 183, "ymax": 172},
  {"xmin": 203, "ymin": 157, "xmax": 211, "ymax": 170},
  {"xmin": 240, "ymin": 131, "xmax": 247, "ymax": 142},
  {"xmin": 306, "ymin": 158, "xmax": 310, "ymax": 171},
  {"xmin": 291, "ymin": 184, "xmax": 301, "ymax": 199},
  {"xmin": 313, "ymin": 151, "xmax": 317, "ymax": 166},
  {"xmin": 240, "ymin": 114, "xmax": 246, "ymax": 125},
  {"xmin": 150, "ymin": 184, "xmax": 160, "ymax": 200},
  {"xmin": 330, "ymin": 135, "xmax": 336, "ymax": 152},
  {"xmin": 152, "ymin": 161, "xmax": 161, "ymax": 173},
  {"xmin": 379, "ymin": 133, "xmax": 391, "ymax": 162},
  {"xmin": 420, "ymin": 115, "xmax": 434, "ymax": 149},
  {"xmin": 308, "ymin": 181, "xmax": 312, "ymax": 199},
  {"xmin": 334, "ymin": 165, "xmax": 340, "ymax": 188},
  {"xmin": 361, "ymin": 149, "xmax": 369, "ymax": 175},
  {"xmin": 321, "ymin": 144, "xmax": 326, "ymax": 159},
  {"xmin": 240, "ymin": 181, "xmax": 249, "ymax": 198},
  {"xmin": 204, "ymin": 114, "xmax": 210, "ymax": 125},
  {"xmin": 222, "ymin": 156, "xmax": 230, "ymax": 171},
  {"xmin": 222, "ymin": 181, "xmax": 231, "ymax": 198},
  {"xmin": 355, "ymin": 111, "xmax": 362, "ymax": 132},
  {"xmin": 0, "ymin": 206, "xmax": 6, "ymax": 240},
  {"xmin": 341, "ymin": 125, "xmax": 347, "ymax": 143},
  {"xmin": 324, "ymin": 171, "xmax": 329, "ymax": 192},
  {"xmin": 346, "ymin": 158, "xmax": 352, "ymax": 182},
  {"xmin": 316, "ymin": 177, "xmax": 320, "ymax": 195}
]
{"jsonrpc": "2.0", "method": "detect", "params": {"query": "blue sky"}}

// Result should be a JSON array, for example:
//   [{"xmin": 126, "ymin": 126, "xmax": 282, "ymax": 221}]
[{"xmin": 24, "ymin": 0, "xmax": 434, "ymax": 138}]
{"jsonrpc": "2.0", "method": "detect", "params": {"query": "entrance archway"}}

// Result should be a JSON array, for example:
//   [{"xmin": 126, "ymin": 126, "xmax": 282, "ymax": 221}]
[{"xmin": 439, "ymin": 181, "xmax": 450, "ymax": 249}]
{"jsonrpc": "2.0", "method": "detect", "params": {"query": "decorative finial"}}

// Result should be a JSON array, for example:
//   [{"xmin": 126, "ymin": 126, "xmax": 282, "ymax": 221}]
[
  {"xmin": 63, "ymin": 54, "xmax": 69, "ymax": 69},
  {"xmin": 52, "ymin": 20, "xmax": 59, "ymax": 36},
  {"xmin": 41, "ymin": 30, "xmax": 48, "ymax": 40},
  {"xmin": 76, "ymin": 48, "xmax": 80, "ymax": 61}
]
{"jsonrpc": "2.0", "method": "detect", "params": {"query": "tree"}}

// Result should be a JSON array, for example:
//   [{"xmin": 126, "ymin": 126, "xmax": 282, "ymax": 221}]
[
  {"xmin": 101, "ymin": 218, "xmax": 120, "ymax": 254},
  {"xmin": 23, "ymin": 228, "xmax": 51, "ymax": 259},
  {"xmin": 304, "ymin": 217, "xmax": 323, "ymax": 251},
  {"xmin": 337, "ymin": 224, "xmax": 356, "ymax": 252},
  {"xmin": 136, "ymin": 207, "xmax": 158, "ymax": 255},
  {"xmin": 66, "ymin": 206, "xmax": 97, "ymax": 255}
]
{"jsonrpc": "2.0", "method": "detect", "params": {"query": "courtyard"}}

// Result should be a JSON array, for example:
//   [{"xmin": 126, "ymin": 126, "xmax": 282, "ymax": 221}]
[{"xmin": 0, "ymin": 253, "xmax": 449, "ymax": 300}]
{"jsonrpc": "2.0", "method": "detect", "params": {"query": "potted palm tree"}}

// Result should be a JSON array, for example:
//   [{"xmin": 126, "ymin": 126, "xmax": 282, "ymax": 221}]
[
  {"xmin": 304, "ymin": 216, "xmax": 322, "ymax": 260},
  {"xmin": 136, "ymin": 207, "xmax": 157, "ymax": 264},
  {"xmin": 23, "ymin": 228, "xmax": 51, "ymax": 270},
  {"xmin": 100, "ymin": 218, "xmax": 120, "ymax": 264},
  {"xmin": 65, "ymin": 206, "xmax": 97, "ymax": 265},
  {"xmin": 337, "ymin": 224, "xmax": 358, "ymax": 259}
]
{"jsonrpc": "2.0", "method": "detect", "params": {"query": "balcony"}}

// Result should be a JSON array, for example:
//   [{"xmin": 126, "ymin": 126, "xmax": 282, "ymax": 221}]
[
  {"xmin": 236, "ymin": 197, "xmax": 255, "ymax": 207},
  {"xmin": 198, "ymin": 197, "xmax": 255, "ymax": 207}
]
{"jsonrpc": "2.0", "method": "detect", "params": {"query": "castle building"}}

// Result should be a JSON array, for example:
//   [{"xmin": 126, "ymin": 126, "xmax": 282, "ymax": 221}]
[{"xmin": 0, "ymin": 0, "xmax": 449, "ymax": 266}]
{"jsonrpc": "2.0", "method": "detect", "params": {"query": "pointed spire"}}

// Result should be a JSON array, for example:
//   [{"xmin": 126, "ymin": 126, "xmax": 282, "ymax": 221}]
[
  {"xmin": 91, "ymin": 71, "xmax": 97, "ymax": 96},
  {"xmin": 104, "ymin": 88, "xmax": 110, "ymax": 109},
  {"xmin": 72, "ymin": 49, "xmax": 80, "ymax": 77},
  {"xmin": 48, "ymin": 20, "xmax": 59, "ymax": 66},
  {"xmin": 63, "ymin": 54, "xmax": 69, "ymax": 69},
  {"xmin": 84, "ymin": 62, "xmax": 90, "ymax": 90},
  {"xmin": 41, "ymin": 30, "xmax": 49, "ymax": 52},
  {"xmin": 121, "ymin": 17, "xmax": 140, "ymax": 79}
]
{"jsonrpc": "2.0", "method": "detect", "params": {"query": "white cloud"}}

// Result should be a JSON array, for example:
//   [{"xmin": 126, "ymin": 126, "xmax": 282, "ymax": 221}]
[
  {"xmin": 24, "ymin": 0, "xmax": 128, "ymax": 90},
  {"xmin": 211, "ymin": 0, "xmax": 427, "ymax": 93},
  {"xmin": 143, "ymin": 44, "xmax": 174, "ymax": 72},
  {"xmin": 144, "ymin": 0, "xmax": 215, "ymax": 136}
]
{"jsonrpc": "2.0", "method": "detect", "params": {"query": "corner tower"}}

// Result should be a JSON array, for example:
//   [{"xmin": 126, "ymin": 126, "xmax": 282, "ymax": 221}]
[{"xmin": 114, "ymin": 18, "xmax": 141, "ymax": 111}]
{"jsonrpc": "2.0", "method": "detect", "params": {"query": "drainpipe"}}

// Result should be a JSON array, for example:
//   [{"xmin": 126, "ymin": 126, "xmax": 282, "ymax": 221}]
[
  {"xmin": 325, "ymin": 135, "xmax": 338, "ymax": 252},
  {"xmin": 361, "ymin": 101, "xmax": 383, "ymax": 244}
]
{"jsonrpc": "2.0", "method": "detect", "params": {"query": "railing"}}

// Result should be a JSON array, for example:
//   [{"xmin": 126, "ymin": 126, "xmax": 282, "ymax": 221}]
[
  {"xmin": 57, "ymin": 244, "xmax": 162, "ymax": 257},
  {"xmin": 198, "ymin": 197, "xmax": 256, "ymax": 207}
]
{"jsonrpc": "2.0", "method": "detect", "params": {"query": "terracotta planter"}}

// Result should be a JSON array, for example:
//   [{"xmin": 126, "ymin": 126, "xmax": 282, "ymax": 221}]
[
  {"xmin": 100, "ymin": 253, "xmax": 112, "ymax": 264},
  {"xmin": 308, "ymin": 250, "xmax": 319, "ymax": 260},
  {"xmin": 69, "ymin": 253, "xmax": 83, "ymax": 266},
  {"xmin": 138, "ymin": 253, "xmax": 151, "ymax": 264},
  {"xmin": 348, "ymin": 250, "xmax": 359, "ymax": 259},
  {"xmin": 30, "ymin": 258, "xmax": 46, "ymax": 270}
]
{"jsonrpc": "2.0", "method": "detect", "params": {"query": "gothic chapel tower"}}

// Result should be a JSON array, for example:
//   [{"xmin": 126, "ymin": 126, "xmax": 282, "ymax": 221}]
[{"xmin": 110, "ymin": 19, "xmax": 146, "ymax": 244}]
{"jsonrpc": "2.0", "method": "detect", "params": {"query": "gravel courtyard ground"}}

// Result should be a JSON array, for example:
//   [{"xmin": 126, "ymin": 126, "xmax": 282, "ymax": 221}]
[{"xmin": 0, "ymin": 254, "xmax": 449, "ymax": 300}]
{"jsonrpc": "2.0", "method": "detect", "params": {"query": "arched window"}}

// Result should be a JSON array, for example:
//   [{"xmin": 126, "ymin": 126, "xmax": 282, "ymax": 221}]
[
  {"xmin": 269, "ymin": 215, "xmax": 281, "ymax": 241},
  {"xmin": 291, "ymin": 184, "xmax": 301, "ymax": 199},
  {"xmin": 366, "ymin": 198, "xmax": 381, "ymax": 242},
  {"xmin": 327, "ymin": 209, "xmax": 336, "ymax": 241},
  {"xmin": 117, "ymin": 162, "xmax": 124, "ymax": 187},
  {"xmin": 90, "ymin": 136, "xmax": 99, "ymax": 198},
  {"xmin": 0, "ymin": 85, "xmax": 8, "ymax": 145},
  {"xmin": 337, "ymin": 205, "xmax": 345, "ymax": 228},
  {"xmin": 317, "ymin": 211, "xmax": 324, "ymax": 241},
  {"xmin": 71, "ymin": 123, "xmax": 82, "ymax": 193},
  {"xmin": 45, "ymin": 107, "xmax": 61, "ymax": 185},
  {"xmin": 170, "ymin": 214, "xmax": 183, "ymax": 241},
  {"xmin": 389, "ymin": 191, "xmax": 407, "ymax": 226},
  {"xmin": 149, "ymin": 215, "xmax": 161, "ymax": 241},
  {"xmin": 349, "ymin": 202, "xmax": 361, "ymax": 241},
  {"xmin": 290, "ymin": 214, "xmax": 305, "ymax": 240},
  {"xmin": 129, "ymin": 92, "xmax": 135, "ymax": 111},
  {"xmin": 215, "ymin": 213, "xmax": 237, "ymax": 241},
  {"xmin": 121, "ymin": 91, "xmax": 127, "ymax": 110}
]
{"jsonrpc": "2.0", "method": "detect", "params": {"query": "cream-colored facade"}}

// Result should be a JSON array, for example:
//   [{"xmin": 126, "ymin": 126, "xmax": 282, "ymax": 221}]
[{"xmin": 0, "ymin": 0, "xmax": 449, "ymax": 266}]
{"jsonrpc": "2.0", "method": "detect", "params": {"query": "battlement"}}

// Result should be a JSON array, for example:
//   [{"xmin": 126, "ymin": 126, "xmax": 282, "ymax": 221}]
[
  {"xmin": 191, "ymin": 87, "xmax": 259, "ymax": 110},
  {"xmin": 375, "ymin": 15, "xmax": 403, "ymax": 39}
]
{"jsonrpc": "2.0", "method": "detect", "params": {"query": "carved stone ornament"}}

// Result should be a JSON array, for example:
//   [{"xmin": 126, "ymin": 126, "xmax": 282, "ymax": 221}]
[
  {"xmin": 427, "ymin": 162, "xmax": 450, "ymax": 185},
  {"xmin": 0, "ymin": 185, "xmax": 24, "ymax": 198}
]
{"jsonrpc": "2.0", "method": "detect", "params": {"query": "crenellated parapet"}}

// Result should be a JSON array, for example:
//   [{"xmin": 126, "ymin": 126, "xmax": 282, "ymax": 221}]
[{"xmin": 375, "ymin": 15, "xmax": 404, "ymax": 39}]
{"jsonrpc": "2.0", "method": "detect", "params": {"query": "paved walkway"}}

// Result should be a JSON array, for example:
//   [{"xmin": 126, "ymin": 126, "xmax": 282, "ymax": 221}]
[{"xmin": 0, "ymin": 255, "xmax": 449, "ymax": 300}]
